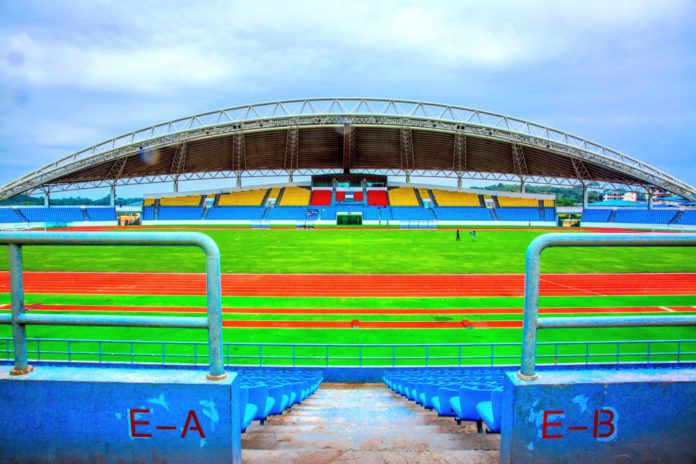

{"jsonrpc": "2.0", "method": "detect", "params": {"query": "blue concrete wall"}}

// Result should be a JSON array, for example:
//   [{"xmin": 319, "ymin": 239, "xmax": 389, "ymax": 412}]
[
  {"xmin": 500, "ymin": 368, "xmax": 696, "ymax": 463},
  {"xmin": 0, "ymin": 366, "xmax": 241, "ymax": 463}
]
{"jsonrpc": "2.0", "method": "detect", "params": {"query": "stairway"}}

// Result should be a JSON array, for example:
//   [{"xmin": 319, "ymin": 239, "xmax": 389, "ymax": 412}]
[
  {"xmin": 670, "ymin": 210, "xmax": 685, "ymax": 225},
  {"xmin": 242, "ymin": 383, "xmax": 499, "ymax": 464},
  {"xmin": 607, "ymin": 209, "xmax": 618, "ymax": 223}
]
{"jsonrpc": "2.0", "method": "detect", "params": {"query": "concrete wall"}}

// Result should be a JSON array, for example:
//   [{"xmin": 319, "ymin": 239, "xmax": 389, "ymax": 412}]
[
  {"xmin": 500, "ymin": 367, "xmax": 696, "ymax": 463},
  {"xmin": 0, "ymin": 365, "xmax": 241, "ymax": 463}
]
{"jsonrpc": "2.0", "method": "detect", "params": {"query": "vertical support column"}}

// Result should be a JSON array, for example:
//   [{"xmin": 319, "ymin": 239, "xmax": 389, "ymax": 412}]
[
  {"xmin": 646, "ymin": 189, "xmax": 653, "ymax": 210},
  {"xmin": 521, "ymin": 178, "xmax": 526, "ymax": 193},
  {"xmin": 44, "ymin": 190, "xmax": 50, "ymax": 207},
  {"xmin": 236, "ymin": 173, "xmax": 242, "ymax": 188},
  {"xmin": 583, "ymin": 184, "xmax": 589, "ymax": 208},
  {"xmin": 173, "ymin": 178, "xmax": 179, "ymax": 193},
  {"xmin": 9, "ymin": 244, "xmax": 32, "ymax": 375},
  {"xmin": 342, "ymin": 124, "xmax": 352, "ymax": 174},
  {"xmin": 110, "ymin": 184, "xmax": 116, "ymax": 206}
]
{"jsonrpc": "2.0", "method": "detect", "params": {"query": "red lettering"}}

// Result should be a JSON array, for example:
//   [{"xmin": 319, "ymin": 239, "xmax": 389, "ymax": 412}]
[
  {"xmin": 542, "ymin": 410, "xmax": 565, "ymax": 439},
  {"xmin": 181, "ymin": 410, "xmax": 205, "ymax": 439},
  {"xmin": 593, "ymin": 409, "xmax": 616, "ymax": 438},
  {"xmin": 129, "ymin": 409, "xmax": 152, "ymax": 438}
]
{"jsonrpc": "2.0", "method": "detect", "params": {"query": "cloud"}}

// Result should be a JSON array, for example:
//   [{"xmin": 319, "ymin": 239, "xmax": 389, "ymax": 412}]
[
  {"xmin": 2, "ymin": 0, "xmax": 691, "ymax": 95},
  {"xmin": 0, "ymin": 0, "xmax": 694, "ymax": 188}
]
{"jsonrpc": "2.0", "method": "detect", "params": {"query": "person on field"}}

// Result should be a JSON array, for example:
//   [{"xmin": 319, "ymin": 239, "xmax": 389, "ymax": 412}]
[
  {"xmin": 456, "ymin": 229, "xmax": 460, "ymax": 241},
  {"xmin": 471, "ymin": 229, "xmax": 477, "ymax": 241}
]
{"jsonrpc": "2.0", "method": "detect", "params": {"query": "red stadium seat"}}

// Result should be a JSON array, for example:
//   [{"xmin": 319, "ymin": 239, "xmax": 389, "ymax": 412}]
[
  {"xmin": 335, "ymin": 191, "xmax": 346, "ymax": 202},
  {"xmin": 354, "ymin": 191, "xmax": 364, "ymax": 201},
  {"xmin": 367, "ymin": 190, "xmax": 388, "ymax": 206},
  {"xmin": 310, "ymin": 190, "xmax": 332, "ymax": 206}
]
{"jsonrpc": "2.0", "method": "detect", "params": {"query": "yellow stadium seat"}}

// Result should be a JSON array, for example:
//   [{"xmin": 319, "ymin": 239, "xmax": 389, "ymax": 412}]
[
  {"xmin": 497, "ymin": 196, "xmax": 539, "ymax": 207},
  {"xmin": 268, "ymin": 188, "xmax": 281, "ymax": 199},
  {"xmin": 218, "ymin": 189, "xmax": 268, "ymax": 206},
  {"xmin": 280, "ymin": 187, "xmax": 311, "ymax": 206},
  {"xmin": 543, "ymin": 199, "xmax": 555, "ymax": 207},
  {"xmin": 417, "ymin": 188, "xmax": 431, "ymax": 202},
  {"xmin": 431, "ymin": 190, "xmax": 481, "ymax": 207},
  {"xmin": 143, "ymin": 198, "xmax": 155, "ymax": 206},
  {"xmin": 388, "ymin": 188, "xmax": 419, "ymax": 206},
  {"xmin": 159, "ymin": 195, "xmax": 202, "ymax": 206}
]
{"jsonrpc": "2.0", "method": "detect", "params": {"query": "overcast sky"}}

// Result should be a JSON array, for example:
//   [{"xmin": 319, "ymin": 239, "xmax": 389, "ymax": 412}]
[{"xmin": 1, "ymin": 0, "xmax": 694, "ymax": 197}]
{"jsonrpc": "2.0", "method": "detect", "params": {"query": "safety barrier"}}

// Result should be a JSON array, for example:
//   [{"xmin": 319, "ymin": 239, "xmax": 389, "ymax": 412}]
[
  {"xmin": 518, "ymin": 233, "xmax": 696, "ymax": 380},
  {"xmin": 1, "ymin": 338, "xmax": 694, "ymax": 368},
  {"xmin": 0, "ymin": 232, "xmax": 226, "ymax": 380}
]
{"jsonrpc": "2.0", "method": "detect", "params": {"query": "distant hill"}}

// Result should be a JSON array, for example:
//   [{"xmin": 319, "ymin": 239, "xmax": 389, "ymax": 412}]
[{"xmin": 0, "ymin": 194, "xmax": 141, "ymax": 207}]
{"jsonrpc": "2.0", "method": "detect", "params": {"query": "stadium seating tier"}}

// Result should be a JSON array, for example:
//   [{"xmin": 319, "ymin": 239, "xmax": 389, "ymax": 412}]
[
  {"xmin": 280, "ymin": 187, "xmax": 311, "ymax": 206},
  {"xmin": 388, "ymin": 188, "xmax": 419, "ymax": 206}
]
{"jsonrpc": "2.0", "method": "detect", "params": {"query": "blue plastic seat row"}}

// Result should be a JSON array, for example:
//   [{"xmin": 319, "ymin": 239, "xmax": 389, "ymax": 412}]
[
  {"xmin": 383, "ymin": 369, "xmax": 504, "ymax": 433},
  {"xmin": 234, "ymin": 370, "xmax": 323, "ymax": 432}
]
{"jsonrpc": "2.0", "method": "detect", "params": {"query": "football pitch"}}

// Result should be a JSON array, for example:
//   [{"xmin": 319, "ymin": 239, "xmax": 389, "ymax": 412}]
[{"xmin": 1, "ymin": 227, "xmax": 695, "ymax": 366}]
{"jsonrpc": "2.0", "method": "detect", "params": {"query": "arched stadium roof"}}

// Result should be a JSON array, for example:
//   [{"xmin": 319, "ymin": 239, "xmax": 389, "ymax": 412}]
[{"xmin": 2, "ymin": 98, "xmax": 694, "ymax": 200}]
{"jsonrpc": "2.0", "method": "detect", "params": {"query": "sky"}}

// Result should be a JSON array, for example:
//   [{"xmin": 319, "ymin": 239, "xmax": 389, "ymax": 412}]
[{"xmin": 1, "ymin": 0, "xmax": 695, "ymax": 198}]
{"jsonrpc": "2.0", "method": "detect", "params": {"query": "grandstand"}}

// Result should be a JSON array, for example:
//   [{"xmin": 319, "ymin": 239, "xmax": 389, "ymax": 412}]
[
  {"xmin": 132, "ymin": 183, "xmax": 558, "ymax": 226},
  {"xmin": 0, "ymin": 98, "xmax": 693, "ymax": 230}
]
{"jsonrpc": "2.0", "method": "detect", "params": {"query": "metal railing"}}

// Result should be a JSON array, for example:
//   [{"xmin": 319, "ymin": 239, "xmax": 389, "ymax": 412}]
[
  {"xmin": 519, "ymin": 233, "xmax": 696, "ymax": 380},
  {"xmin": 1, "ymin": 338, "xmax": 694, "ymax": 368},
  {"xmin": 0, "ymin": 232, "xmax": 226, "ymax": 380}
]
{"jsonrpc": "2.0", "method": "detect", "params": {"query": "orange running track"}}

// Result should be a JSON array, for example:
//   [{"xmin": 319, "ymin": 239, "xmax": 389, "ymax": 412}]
[
  {"xmin": 10, "ymin": 304, "xmax": 696, "ymax": 315},
  {"xmin": 1, "ymin": 271, "xmax": 695, "ymax": 297}
]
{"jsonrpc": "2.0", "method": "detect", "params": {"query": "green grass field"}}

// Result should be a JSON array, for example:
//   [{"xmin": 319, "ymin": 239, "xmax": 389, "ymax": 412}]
[{"xmin": 1, "ymin": 227, "xmax": 695, "ymax": 366}]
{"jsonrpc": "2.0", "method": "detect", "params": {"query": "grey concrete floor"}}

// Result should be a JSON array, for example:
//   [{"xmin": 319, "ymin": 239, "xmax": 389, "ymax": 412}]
[{"xmin": 242, "ymin": 383, "xmax": 500, "ymax": 464}]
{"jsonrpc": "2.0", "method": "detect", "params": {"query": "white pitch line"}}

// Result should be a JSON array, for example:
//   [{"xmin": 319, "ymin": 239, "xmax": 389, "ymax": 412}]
[{"xmin": 660, "ymin": 306, "xmax": 675, "ymax": 312}]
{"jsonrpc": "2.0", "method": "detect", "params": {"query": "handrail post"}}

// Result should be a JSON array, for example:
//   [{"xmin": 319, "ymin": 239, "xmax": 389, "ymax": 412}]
[
  {"xmin": 9, "ymin": 244, "xmax": 32, "ymax": 375},
  {"xmin": 518, "ymin": 239, "xmax": 542, "ymax": 380},
  {"xmin": 0, "ymin": 232, "xmax": 226, "ymax": 381},
  {"xmin": 204, "ymin": 240, "xmax": 225, "ymax": 380},
  {"xmin": 517, "ymin": 232, "xmax": 696, "ymax": 381}
]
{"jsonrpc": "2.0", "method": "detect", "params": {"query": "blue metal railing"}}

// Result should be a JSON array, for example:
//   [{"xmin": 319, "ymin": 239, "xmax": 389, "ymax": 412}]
[
  {"xmin": 519, "ymin": 233, "xmax": 696, "ymax": 380},
  {"xmin": 0, "ymin": 232, "xmax": 226, "ymax": 380},
  {"xmin": 1, "ymin": 338, "xmax": 694, "ymax": 368}
]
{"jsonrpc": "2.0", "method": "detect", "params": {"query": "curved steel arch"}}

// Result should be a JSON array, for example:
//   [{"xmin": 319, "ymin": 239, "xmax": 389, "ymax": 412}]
[{"xmin": 1, "ymin": 98, "xmax": 694, "ymax": 200}]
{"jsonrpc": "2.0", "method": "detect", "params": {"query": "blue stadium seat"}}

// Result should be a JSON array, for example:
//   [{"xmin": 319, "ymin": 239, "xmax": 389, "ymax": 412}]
[
  {"xmin": 20, "ymin": 207, "xmax": 84, "ymax": 223},
  {"xmin": 157, "ymin": 207, "xmax": 204, "ymax": 220},
  {"xmin": 390, "ymin": 207, "xmax": 435, "ymax": 221},
  {"xmin": 266, "ymin": 207, "xmax": 311, "ymax": 220},
  {"xmin": 614, "ymin": 209, "xmax": 677, "ymax": 224},
  {"xmin": 581, "ymin": 209, "xmax": 612, "ymax": 223},
  {"xmin": 85, "ymin": 207, "xmax": 117, "ymax": 221},
  {"xmin": 495, "ymin": 207, "xmax": 539, "ymax": 221},
  {"xmin": 0, "ymin": 209, "xmax": 22, "ymax": 223},
  {"xmin": 142, "ymin": 206, "xmax": 155, "ymax": 220},
  {"xmin": 677, "ymin": 210, "xmax": 696, "ymax": 225},
  {"xmin": 432, "ymin": 207, "xmax": 492, "ymax": 221},
  {"xmin": 232, "ymin": 369, "xmax": 323, "ymax": 432},
  {"xmin": 205, "ymin": 206, "xmax": 266, "ymax": 221},
  {"xmin": 476, "ymin": 389, "xmax": 503, "ymax": 433}
]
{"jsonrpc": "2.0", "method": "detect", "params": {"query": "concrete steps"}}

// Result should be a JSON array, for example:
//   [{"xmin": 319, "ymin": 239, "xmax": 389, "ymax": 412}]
[{"xmin": 242, "ymin": 383, "xmax": 499, "ymax": 464}]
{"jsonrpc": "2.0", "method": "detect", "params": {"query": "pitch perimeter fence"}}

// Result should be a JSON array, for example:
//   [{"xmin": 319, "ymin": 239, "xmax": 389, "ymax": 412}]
[{"xmin": 1, "ymin": 337, "xmax": 695, "ymax": 368}]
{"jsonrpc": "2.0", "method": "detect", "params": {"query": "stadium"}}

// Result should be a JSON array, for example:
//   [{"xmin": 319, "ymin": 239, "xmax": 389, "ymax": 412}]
[{"xmin": 1, "ymin": 98, "xmax": 696, "ymax": 463}]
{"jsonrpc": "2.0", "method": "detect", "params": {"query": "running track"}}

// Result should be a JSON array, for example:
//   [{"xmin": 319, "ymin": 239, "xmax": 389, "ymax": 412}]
[{"xmin": 1, "ymin": 271, "xmax": 695, "ymax": 297}]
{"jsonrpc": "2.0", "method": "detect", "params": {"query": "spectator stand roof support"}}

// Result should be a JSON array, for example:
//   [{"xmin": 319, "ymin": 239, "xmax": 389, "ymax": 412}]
[{"xmin": 1, "ymin": 98, "xmax": 694, "ymax": 201}]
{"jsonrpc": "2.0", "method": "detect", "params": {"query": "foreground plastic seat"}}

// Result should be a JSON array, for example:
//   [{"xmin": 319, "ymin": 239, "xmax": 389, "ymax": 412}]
[
  {"xmin": 433, "ymin": 386, "xmax": 460, "ymax": 416},
  {"xmin": 476, "ymin": 389, "xmax": 503, "ymax": 433},
  {"xmin": 239, "ymin": 387, "xmax": 258, "ymax": 432}
]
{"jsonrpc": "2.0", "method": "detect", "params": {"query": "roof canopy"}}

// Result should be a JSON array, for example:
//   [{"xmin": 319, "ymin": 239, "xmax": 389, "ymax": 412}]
[{"xmin": 2, "ymin": 98, "xmax": 694, "ymax": 200}]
